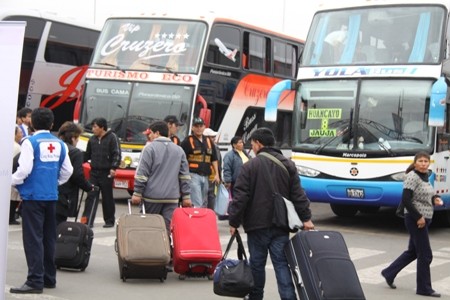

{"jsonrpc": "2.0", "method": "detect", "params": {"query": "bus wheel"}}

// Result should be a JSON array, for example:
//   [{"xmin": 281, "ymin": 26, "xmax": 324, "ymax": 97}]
[
  {"xmin": 433, "ymin": 210, "xmax": 450, "ymax": 227},
  {"xmin": 330, "ymin": 204, "xmax": 358, "ymax": 217},
  {"xmin": 358, "ymin": 206, "xmax": 380, "ymax": 214}
]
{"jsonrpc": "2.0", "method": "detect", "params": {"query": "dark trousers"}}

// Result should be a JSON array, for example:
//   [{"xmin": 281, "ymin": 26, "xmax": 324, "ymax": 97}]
[
  {"xmin": 143, "ymin": 202, "xmax": 178, "ymax": 236},
  {"xmin": 21, "ymin": 200, "xmax": 57, "ymax": 289},
  {"xmin": 9, "ymin": 200, "xmax": 20, "ymax": 222},
  {"xmin": 382, "ymin": 214, "xmax": 434, "ymax": 294},
  {"xmin": 83, "ymin": 170, "xmax": 115, "ymax": 225},
  {"xmin": 247, "ymin": 227, "xmax": 297, "ymax": 300},
  {"xmin": 207, "ymin": 181, "xmax": 216, "ymax": 210}
]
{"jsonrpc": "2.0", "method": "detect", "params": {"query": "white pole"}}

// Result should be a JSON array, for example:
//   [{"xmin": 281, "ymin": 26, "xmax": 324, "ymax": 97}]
[{"xmin": 0, "ymin": 21, "xmax": 26, "ymax": 300}]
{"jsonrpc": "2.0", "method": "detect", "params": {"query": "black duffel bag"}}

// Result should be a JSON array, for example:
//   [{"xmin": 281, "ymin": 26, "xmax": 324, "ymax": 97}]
[{"xmin": 213, "ymin": 230, "xmax": 254, "ymax": 298}]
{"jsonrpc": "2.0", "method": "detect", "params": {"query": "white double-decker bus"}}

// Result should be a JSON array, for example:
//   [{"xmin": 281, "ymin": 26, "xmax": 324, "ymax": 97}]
[
  {"xmin": 266, "ymin": 0, "xmax": 450, "ymax": 225},
  {"xmin": 75, "ymin": 12, "xmax": 304, "ymax": 193},
  {"xmin": 1, "ymin": 9, "xmax": 100, "ymax": 129}
]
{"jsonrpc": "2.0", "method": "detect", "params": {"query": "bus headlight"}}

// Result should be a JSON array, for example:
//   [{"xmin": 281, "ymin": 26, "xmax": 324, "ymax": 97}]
[
  {"xmin": 296, "ymin": 165, "xmax": 320, "ymax": 177},
  {"xmin": 120, "ymin": 156, "xmax": 133, "ymax": 168},
  {"xmin": 131, "ymin": 157, "xmax": 140, "ymax": 168},
  {"xmin": 391, "ymin": 172, "xmax": 406, "ymax": 181}
]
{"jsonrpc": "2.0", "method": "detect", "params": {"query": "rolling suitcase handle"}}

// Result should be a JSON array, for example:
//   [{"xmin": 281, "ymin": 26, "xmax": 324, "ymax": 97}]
[
  {"xmin": 76, "ymin": 186, "xmax": 99, "ymax": 223},
  {"xmin": 127, "ymin": 199, "xmax": 146, "ymax": 215},
  {"xmin": 87, "ymin": 186, "xmax": 100, "ymax": 227}
]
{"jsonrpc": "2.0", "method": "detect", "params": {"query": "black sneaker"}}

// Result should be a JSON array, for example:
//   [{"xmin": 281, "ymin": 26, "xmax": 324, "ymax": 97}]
[{"xmin": 103, "ymin": 223, "xmax": 114, "ymax": 228}]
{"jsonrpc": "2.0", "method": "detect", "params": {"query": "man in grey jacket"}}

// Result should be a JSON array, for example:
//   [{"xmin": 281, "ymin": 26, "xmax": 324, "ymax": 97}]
[{"xmin": 131, "ymin": 121, "xmax": 191, "ymax": 232}]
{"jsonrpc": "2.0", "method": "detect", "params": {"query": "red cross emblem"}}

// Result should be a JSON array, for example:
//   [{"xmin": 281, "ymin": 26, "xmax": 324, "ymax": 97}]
[{"xmin": 47, "ymin": 143, "xmax": 56, "ymax": 153}]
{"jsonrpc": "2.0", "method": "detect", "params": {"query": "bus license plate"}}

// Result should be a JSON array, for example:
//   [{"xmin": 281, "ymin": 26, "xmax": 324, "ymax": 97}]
[
  {"xmin": 114, "ymin": 179, "xmax": 129, "ymax": 189},
  {"xmin": 347, "ymin": 188, "xmax": 364, "ymax": 199}
]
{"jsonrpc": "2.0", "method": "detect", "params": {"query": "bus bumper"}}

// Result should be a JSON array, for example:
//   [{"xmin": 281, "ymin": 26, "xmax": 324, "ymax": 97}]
[
  {"xmin": 300, "ymin": 176, "xmax": 403, "ymax": 207},
  {"xmin": 83, "ymin": 163, "xmax": 135, "ymax": 191}
]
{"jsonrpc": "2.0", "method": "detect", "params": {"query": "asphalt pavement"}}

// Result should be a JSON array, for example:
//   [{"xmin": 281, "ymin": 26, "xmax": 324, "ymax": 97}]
[{"xmin": 4, "ymin": 191, "xmax": 450, "ymax": 300}]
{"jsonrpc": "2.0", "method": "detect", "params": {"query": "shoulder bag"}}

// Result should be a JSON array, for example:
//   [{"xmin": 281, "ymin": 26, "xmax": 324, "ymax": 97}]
[{"xmin": 259, "ymin": 152, "xmax": 303, "ymax": 232}]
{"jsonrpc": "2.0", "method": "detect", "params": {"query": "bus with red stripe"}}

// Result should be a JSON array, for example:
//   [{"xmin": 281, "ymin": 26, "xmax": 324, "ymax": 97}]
[
  {"xmin": 75, "ymin": 12, "xmax": 304, "ymax": 193},
  {"xmin": 1, "ymin": 9, "xmax": 100, "ymax": 130}
]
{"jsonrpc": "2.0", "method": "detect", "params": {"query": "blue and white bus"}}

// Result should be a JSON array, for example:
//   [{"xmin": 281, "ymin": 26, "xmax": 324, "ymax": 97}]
[{"xmin": 266, "ymin": 0, "xmax": 450, "ymax": 225}]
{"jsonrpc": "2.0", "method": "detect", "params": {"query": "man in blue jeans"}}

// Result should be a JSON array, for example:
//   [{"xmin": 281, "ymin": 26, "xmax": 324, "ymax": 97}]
[
  {"xmin": 228, "ymin": 128, "xmax": 314, "ymax": 300},
  {"xmin": 180, "ymin": 117, "xmax": 220, "ymax": 207}
]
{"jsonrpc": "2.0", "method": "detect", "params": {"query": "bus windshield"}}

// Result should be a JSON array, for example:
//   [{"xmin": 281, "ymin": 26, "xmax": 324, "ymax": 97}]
[
  {"xmin": 293, "ymin": 79, "xmax": 434, "ymax": 155},
  {"xmin": 91, "ymin": 19, "xmax": 207, "ymax": 74},
  {"xmin": 81, "ymin": 80, "xmax": 194, "ymax": 143},
  {"xmin": 303, "ymin": 5, "xmax": 446, "ymax": 66}
]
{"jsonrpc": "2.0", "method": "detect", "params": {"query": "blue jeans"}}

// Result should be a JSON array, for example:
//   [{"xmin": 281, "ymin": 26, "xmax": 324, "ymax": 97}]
[
  {"xmin": 247, "ymin": 227, "xmax": 297, "ymax": 300},
  {"xmin": 382, "ymin": 214, "xmax": 434, "ymax": 295},
  {"xmin": 190, "ymin": 173, "xmax": 208, "ymax": 208}
]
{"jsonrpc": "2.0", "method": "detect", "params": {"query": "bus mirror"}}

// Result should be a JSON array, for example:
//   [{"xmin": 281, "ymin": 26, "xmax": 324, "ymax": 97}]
[
  {"xmin": 428, "ymin": 77, "xmax": 447, "ymax": 127},
  {"xmin": 199, "ymin": 108, "xmax": 211, "ymax": 128},
  {"xmin": 196, "ymin": 94, "xmax": 211, "ymax": 127},
  {"xmin": 265, "ymin": 80, "xmax": 295, "ymax": 122}
]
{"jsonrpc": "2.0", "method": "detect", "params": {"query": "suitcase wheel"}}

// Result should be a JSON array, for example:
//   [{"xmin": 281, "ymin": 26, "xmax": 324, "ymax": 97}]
[{"xmin": 178, "ymin": 274, "xmax": 186, "ymax": 280}]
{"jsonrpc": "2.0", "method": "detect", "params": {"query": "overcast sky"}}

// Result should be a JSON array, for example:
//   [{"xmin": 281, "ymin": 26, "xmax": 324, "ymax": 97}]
[{"xmin": 1, "ymin": 0, "xmax": 347, "ymax": 39}]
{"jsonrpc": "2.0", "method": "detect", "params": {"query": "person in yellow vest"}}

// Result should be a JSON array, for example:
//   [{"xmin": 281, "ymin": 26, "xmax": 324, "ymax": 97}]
[{"xmin": 180, "ymin": 117, "xmax": 220, "ymax": 207}]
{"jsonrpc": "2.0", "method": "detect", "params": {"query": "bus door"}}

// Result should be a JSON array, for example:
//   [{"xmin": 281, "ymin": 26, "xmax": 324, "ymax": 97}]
[{"xmin": 433, "ymin": 133, "xmax": 450, "ymax": 205}]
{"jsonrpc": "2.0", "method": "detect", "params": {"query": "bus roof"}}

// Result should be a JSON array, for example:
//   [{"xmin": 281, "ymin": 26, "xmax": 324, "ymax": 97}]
[
  {"xmin": 316, "ymin": 0, "xmax": 449, "ymax": 12},
  {"xmin": 104, "ymin": 11, "xmax": 304, "ymax": 43},
  {"xmin": 0, "ymin": 8, "xmax": 101, "ymax": 31}
]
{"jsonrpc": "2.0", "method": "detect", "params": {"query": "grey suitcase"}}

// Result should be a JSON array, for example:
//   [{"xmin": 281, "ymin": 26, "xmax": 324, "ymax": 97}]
[{"xmin": 115, "ymin": 200, "xmax": 171, "ymax": 282}]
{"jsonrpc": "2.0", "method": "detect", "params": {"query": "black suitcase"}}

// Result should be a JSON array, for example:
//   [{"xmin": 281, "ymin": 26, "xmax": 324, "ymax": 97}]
[
  {"xmin": 55, "ymin": 187, "xmax": 99, "ymax": 271},
  {"xmin": 285, "ymin": 230, "xmax": 365, "ymax": 300}
]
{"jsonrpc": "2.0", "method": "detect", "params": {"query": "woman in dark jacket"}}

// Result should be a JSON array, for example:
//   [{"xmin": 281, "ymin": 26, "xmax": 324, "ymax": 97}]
[
  {"xmin": 56, "ymin": 122, "xmax": 93, "ymax": 225},
  {"xmin": 222, "ymin": 136, "xmax": 250, "ymax": 196}
]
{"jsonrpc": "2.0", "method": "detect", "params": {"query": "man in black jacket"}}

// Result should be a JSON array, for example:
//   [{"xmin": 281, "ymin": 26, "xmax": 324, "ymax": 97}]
[
  {"xmin": 228, "ymin": 127, "xmax": 314, "ymax": 300},
  {"xmin": 81, "ymin": 117, "xmax": 121, "ymax": 228}
]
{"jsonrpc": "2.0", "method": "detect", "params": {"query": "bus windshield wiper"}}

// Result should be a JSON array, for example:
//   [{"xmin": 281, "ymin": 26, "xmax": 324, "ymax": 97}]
[
  {"xmin": 378, "ymin": 138, "xmax": 395, "ymax": 156},
  {"xmin": 141, "ymin": 62, "xmax": 179, "ymax": 76},
  {"xmin": 93, "ymin": 62, "xmax": 126, "ymax": 73},
  {"xmin": 347, "ymin": 108, "xmax": 354, "ymax": 149}
]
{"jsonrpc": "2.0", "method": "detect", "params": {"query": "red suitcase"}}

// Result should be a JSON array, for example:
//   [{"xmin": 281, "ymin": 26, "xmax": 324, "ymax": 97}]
[{"xmin": 171, "ymin": 207, "xmax": 222, "ymax": 280}]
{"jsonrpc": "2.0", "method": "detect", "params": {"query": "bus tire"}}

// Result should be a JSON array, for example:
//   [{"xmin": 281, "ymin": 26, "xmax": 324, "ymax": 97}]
[
  {"xmin": 433, "ymin": 210, "xmax": 450, "ymax": 227},
  {"xmin": 330, "ymin": 204, "xmax": 358, "ymax": 217}
]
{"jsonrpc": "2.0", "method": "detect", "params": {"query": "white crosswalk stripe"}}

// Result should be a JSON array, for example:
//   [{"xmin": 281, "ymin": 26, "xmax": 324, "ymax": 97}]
[
  {"xmin": 432, "ymin": 276, "xmax": 450, "ymax": 296},
  {"xmin": 348, "ymin": 247, "xmax": 385, "ymax": 260},
  {"xmin": 358, "ymin": 257, "xmax": 450, "ymax": 285}
]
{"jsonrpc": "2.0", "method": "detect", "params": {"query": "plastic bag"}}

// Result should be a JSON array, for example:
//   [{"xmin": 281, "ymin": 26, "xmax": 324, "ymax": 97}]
[{"xmin": 214, "ymin": 184, "xmax": 230, "ymax": 216}]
